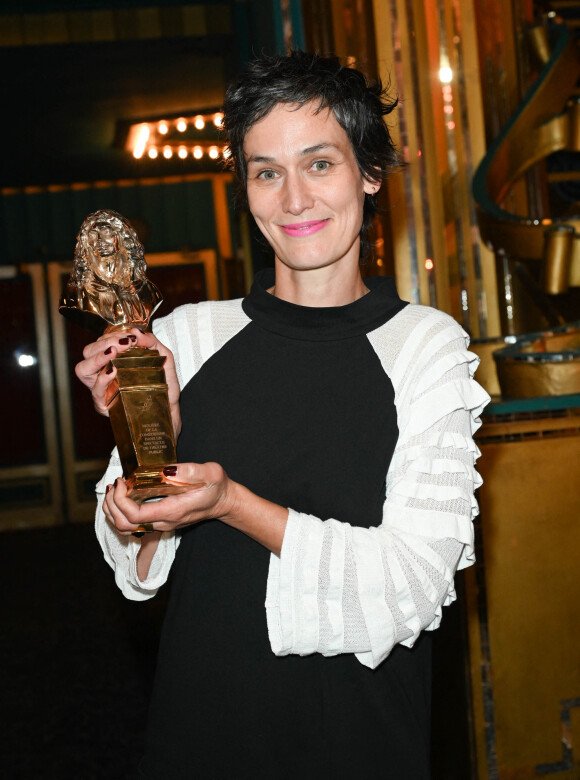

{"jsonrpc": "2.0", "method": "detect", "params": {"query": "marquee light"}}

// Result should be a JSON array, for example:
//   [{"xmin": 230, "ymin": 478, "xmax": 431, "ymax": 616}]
[{"xmin": 125, "ymin": 111, "xmax": 227, "ymax": 162}]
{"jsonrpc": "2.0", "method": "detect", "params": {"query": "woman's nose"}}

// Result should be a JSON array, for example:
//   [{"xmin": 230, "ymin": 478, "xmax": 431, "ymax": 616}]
[{"xmin": 281, "ymin": 173, "xmax": 314, "ymax": 215}]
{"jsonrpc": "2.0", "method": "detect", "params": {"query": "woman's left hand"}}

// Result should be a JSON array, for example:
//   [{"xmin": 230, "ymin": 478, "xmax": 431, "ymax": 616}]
[{"xmin": 103, "ymin": 462, "xmax": 236, "ymax": 536}]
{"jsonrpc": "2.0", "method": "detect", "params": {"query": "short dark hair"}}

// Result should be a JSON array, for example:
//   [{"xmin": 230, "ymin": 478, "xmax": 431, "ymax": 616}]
[{"xmin": 222, "ymin": 50, "xmax": 399, "ymax": 259}]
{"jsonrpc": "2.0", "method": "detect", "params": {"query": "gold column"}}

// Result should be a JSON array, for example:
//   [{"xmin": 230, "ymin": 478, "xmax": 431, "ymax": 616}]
[{"xmin": 371, "ymin": 0, "xmax": 499, "ymax": 336}]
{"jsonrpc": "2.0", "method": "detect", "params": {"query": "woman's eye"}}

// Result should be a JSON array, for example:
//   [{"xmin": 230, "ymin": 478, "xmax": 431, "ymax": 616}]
[
  {"xmin": 312, "ymin": 160, "xmax": 330, "ymax": 172},
  {"xmin": 258, "ymin": 169, "xmax": 278, "ymax": 180}
]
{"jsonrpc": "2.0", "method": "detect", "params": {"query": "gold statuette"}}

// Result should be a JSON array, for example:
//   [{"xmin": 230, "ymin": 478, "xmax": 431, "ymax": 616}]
[{"xmin": 60, "ymin": 209, "xmax": 191, "ymax": 504}]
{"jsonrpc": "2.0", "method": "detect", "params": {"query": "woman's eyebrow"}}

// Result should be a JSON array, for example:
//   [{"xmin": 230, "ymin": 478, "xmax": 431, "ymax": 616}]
[
  {"xmin": 300, "ymin": 142, "xmax": 337, "ymax": 156},
  {"xmin": 246, "ymin": 142, "xmax": 339, "ymax": 164},
  {"xmin": 246, "ymin": 154, "xmax": 275, "ymax": 164}
]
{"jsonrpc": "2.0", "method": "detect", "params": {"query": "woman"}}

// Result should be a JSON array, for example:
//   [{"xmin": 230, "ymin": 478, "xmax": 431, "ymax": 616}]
[{"xmin": 77, "ymin": 52, "xmax": 488, "ymax": 779}]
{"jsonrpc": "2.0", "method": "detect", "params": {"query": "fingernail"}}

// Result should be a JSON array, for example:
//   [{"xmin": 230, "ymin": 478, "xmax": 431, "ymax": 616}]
[
  {"xmin": 106, "ymin": 365, "xmax": 114, "ymax": 374},
  {"xmin": 163, "ymin": 466, "xmax": 178, "ymax": 477},
  {"xmin": 129, "ymin": 334, "xmax": 137, "ymax": 341},
  {"xmin": 104, "ymin": 346, "xmax": 112, "ymax": 355},
  {"xmin": 119, "ymin": 337, "xmax": 130, "ymax": 345},
  {"xmin": 106, "ymin": 484, "xmax": 111, "ymax": 494},
  {"xmin": 132, "ymin": 531, "xmax": 145, "ymax": 538},
  {"xmin": 114, "ymin": 478, "xmax": 119, "ymax": 487}
]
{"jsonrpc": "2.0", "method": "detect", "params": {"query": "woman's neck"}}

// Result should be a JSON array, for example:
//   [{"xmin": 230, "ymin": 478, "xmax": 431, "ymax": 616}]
[{"xmin": 270, "ymin": 261, "xmax": 369, "ymax": 307}]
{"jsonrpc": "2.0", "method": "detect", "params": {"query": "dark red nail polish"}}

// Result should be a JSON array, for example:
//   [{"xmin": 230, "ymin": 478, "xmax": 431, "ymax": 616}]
[
  {"xmin": 132, "ymin": 531, "xmax": 145, "ymax": 538},
  {"xmin": 163, "ymin": 466, "xmax": 178, "ymax": 477},
  {"xmin": 106, "ymin": 365, "xmax": 114, "ymax": 374},
  {"xmin": 119, "ymin": 337, "xmax": 130, "ymax": 345},
  {"xmin": 106, "ymin": 484, "xmax": 111, "ymax": 493},
  {"xmin": 114, "ymin": 478, "xmax": 119, "ymax": 487},
  {"xmin": 129, "ymin": 334, "xmax": 137, "ymax": 341},
  {"xmin": 104, "ymin": 346, "xmax": 112, "ymax": 355}
]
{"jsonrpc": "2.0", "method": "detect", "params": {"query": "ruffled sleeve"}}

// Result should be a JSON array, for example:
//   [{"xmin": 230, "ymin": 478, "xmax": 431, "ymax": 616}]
[{"xmin": 265, "ymin": 306, "xmax": 490, "ymax": 669}]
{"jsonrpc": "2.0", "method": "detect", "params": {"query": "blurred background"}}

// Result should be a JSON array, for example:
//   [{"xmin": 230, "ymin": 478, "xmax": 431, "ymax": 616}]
[{"xmin": 1, "ymin": 1, "xmax": 579, "ymax": 777}]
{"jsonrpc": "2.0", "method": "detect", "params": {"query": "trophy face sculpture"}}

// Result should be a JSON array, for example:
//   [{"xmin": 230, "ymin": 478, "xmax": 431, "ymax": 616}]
[{"xmin": 60, "ymin": 209, "xmax": 189, "ymax": 504}]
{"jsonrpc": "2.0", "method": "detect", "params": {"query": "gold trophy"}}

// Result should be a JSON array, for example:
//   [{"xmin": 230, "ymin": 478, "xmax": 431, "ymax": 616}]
[{"xmin": 60, "ymin": 209, "xmax": 190, "ymax": 505}]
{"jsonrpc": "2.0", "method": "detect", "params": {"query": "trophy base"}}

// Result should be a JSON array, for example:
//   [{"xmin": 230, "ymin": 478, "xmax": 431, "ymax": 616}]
[{"xmin": 125, "ymin": 468, "xmax": 204, "ymax": 505}]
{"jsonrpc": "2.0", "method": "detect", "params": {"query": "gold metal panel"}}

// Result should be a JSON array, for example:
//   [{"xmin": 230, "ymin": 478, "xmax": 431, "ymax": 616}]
[
  {"xmin": 494, "ymin": 326, "xmax": 580, "ymax": 398},
  {"xmin": 468, "ymin": 423, "xmax": 580, "ymax": 777},
  {"xmin": 496, "ymin": 360, "xmax": 580, "ymax": 398}
]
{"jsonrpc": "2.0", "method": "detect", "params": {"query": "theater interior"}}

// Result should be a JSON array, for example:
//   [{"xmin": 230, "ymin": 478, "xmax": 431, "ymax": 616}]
[{"xmin": 1, "ymin": 1, "xmax": 579, "ymax": 777}]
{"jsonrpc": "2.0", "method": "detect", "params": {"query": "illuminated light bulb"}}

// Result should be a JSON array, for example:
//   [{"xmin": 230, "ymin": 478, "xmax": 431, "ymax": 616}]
[
  {"xmin": 133, "ymin": 123, "xmax": 150, "ymax": 159},
  {"xmin": 17, "ymin": 353, "xmax": 37, "ymax": 368},
  {"xmin": 444, "ymin": 105, "xmax": 454, "ymax": 115},
  {"xmin": 194, "ymin": 115, "xmax": 205, "ymax": 130},
  {"xmin": 177, "ymin": 118, "xmax": 187, "ymax": 132},
  {"xmin": 193, "ymin": 145, "xmax": 203, "ymax": 159},
  {"xmin": 163, "ymin": 146, "xmax": 173, "ymax": 159},
  {"xmin": 222, "ymin": 146, "xmax": 232, "ymax": 159},
  {"xmin": 425, "ymin": 258, "xmax": 434, "ymax": 271},
  {"xmin": 446, "ymin": 121, "xmax": 456, "ymax": 130},
  {"xmin": 376, "ymin": 258, "xmax": 384, "ymax": 268},
  {"xmin": 213, "ymin": 112, "xmax": 224, "ymax": 128},
  {"xmin": 158, "ymin": 121, "xmax": 169, "ymax": 135},
  {"xmin": 148, "ymin": 147, "xmax": 158, "ymax": 159},
  {"xmin": 178, "ymin": 146, "xmax": 188, "ymax": 159},
  {"xmin": 439, "ymin": 66, "xmax": 453, "ymax": 83},
  {"xmin": 209, "ymin": 146, "xmax": 219, "ymax": 159}
]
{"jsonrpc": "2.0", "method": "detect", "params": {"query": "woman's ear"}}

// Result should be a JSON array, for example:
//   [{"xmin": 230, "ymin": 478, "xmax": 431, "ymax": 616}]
[{"xmin": 363, "ymin": 177, "xmax": 381, "ymax": 196}]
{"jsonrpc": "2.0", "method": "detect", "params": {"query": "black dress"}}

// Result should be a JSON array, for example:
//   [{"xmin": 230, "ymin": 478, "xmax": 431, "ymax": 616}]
[{"xmin": 139, "ymin": 270, "xmax": 432, "ymax": 779}]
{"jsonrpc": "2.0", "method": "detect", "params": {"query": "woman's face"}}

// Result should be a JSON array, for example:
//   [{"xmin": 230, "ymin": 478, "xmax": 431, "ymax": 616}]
[{"xmin": 244, "ymin": 102, "xmax": 375, "ymax": 275}]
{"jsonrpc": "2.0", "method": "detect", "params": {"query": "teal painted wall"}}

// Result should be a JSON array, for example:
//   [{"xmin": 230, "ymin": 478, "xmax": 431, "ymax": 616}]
[{"xmin": 0, "ymin": 180, "xmax": 218, "ymax": 264}]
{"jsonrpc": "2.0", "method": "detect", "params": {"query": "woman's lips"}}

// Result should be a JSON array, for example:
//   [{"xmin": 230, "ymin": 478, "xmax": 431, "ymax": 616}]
[{"xmin": 280, "ymin": 219, "xmax": 329, "ymax": 237}]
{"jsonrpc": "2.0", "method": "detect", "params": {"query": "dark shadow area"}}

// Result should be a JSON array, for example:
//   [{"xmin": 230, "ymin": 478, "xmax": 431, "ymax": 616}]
[
  {"xmin": 1, "ymin": 523, "xmax": 472, "ymax": 779},
  {"xmin": 1, "ymin": 523, "xmax": 168, "ymax": 779},
  {"xmin": 0, "ymin": 37, "xmax": 231, "ymax": 188}
]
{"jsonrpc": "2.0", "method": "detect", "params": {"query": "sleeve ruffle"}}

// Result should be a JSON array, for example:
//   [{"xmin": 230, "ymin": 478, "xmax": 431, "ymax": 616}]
[{"xmin": 387, "ymin": 333, "xmax": 490, "ymax": 571}]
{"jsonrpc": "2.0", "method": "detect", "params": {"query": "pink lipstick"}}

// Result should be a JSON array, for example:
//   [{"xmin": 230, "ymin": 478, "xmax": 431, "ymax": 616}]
[{"xmin": 280, "ymin": 219, "xmax": 328, "ymax": 237}]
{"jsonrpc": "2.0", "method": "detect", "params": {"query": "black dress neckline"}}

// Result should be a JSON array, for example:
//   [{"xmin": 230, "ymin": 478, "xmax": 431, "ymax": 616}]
[{"xmin": 242, "ymin": 268, "xmax": 407, "ymax": 341}]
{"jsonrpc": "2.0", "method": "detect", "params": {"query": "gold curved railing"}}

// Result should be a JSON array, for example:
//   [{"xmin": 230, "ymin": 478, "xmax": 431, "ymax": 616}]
[{"xmin": 473, "ymin": 21, "xmax": 580, "ymax": 296}]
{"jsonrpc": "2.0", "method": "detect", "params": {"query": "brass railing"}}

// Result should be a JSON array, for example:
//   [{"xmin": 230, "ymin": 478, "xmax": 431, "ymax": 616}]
[{"xmin": 473, "ymin": 21, "xmax": 580, "ymax": 297}]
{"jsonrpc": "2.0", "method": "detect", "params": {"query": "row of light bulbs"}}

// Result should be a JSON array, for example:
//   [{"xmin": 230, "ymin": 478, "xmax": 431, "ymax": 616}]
[
  {"xmin": 143, "ymin": 144, "xmax": 229, "ymax": 160},
  {"xmin": 128, "ymin": 112, "xmax": 226, "ymax": 160},
  {"xmin": 157, "ymin": 112, "xmax": 224, "ymax": 135}
]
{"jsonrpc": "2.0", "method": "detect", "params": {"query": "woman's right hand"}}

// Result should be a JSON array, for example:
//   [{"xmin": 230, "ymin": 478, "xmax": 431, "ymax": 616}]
[{"xmin": 74, "ymin": 327, "xmax": 182, "ymax": 435}]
